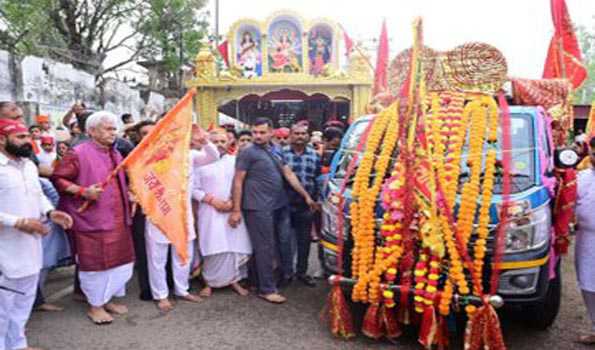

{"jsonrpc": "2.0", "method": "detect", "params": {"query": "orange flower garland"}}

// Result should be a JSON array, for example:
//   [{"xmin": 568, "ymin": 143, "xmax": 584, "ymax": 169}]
[
  {"xmin": 351, "ymin": 103, "xmax": 400, "ymax": 303},
  {"xmin": 472, "ymin": 97, "xmax": 499, "ymax": 295}
]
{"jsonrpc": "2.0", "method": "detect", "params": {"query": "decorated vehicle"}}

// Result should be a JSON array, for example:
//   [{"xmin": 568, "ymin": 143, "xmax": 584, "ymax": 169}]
[
  {"xmin": 318, "ymin": 18, "xmax": 578, "ymax": 350},
  {"xmin": 321, "ymin": 105, "xmax": 562, "ymax": 328}
]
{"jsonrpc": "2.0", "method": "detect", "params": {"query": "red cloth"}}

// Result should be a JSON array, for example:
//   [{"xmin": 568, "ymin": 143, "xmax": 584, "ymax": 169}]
[
  {"xmin": 553, "ymin": 168, "xmax": 576, "ymax": 254},
  {"xmin": 218, "ymin": 41, "xmax": 229, "ymax": 67},
  {"xmin": 511, "ymin": 78, "xmax": 571, "ymax": 110},
  {"xmin": 340, "ymin": 24, "xmax": 354, "ymax": 57},
  {"xmin": 373, "ymin": 20, "xmax": 389, "ymax": 96},
  {"xmin": 40, "ymin": 135, "xmax": 54, "ymax": 145},
  {"xmin": 542, "ymin": 0, "xmax": 587, "ymax": 89},
  {"xmin": 274, "ymin": 128, "xmax": 290, "ymax": 138},
  {"xmin": 0, "ymin": 119, "xmax": 27, "ymax": 136}
]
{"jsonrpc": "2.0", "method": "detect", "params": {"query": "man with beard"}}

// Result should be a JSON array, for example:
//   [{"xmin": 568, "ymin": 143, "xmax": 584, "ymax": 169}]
[
  {"xmin": 0, "ymin": 119, "xmax": 73, "ymax": 350},
  {"xmin": 52, "ymin": 112, "xmax": 135, "ymax": 325},
  {"xmin": 194, "ymin": 129, "xmax": 252, "ymax": 298},
  {"xmin": 282, "ymin": 124, "xmax": 321, "ymax": 287},
  {"xmin": 229, "ymin": 118, "xmax": 315, "ymax": 304}
]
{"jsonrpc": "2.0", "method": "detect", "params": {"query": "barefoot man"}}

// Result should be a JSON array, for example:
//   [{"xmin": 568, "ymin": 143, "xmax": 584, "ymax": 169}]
[
  {"xmin": 194, "ymin": 129, "xmax": 252, "ymax": 298},
  {"xmin": 52, "ymin": 112, "xmax": 135, "ymax": 325},
  {"xmin": 144, "ymin": 126, "xmax": 217, "ymax": 312}
]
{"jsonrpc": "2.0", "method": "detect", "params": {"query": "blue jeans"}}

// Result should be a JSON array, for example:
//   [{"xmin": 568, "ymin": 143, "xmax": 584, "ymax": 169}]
[
  {"xmin": 244, "ymin": 207, "xmax": 295, "ymax": 294},
  {"xmin": 290, "ymin": 207, "xmax": 314, "ymax": 276},
  {"xmin": 276, "ymin": 207, "xmax": 296, "ymax": 280}
]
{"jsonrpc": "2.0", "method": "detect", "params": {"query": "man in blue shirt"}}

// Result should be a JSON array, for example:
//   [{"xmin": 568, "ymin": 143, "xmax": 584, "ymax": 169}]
[{"xmin": 282, "ymin": 124, "xmax": 321, "ymax": 287}]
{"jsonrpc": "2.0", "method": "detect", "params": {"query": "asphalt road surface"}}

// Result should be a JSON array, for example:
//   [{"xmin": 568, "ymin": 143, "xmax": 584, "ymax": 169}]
[{"xmin": 27, "ymin": 243, "xmax": 594, "ymax": 350}]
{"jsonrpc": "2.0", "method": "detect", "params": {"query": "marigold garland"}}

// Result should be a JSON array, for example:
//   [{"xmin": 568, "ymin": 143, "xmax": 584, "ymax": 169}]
[{"xmin": 351, "ymin": 102, "xmax": 400, "ymax": 303}]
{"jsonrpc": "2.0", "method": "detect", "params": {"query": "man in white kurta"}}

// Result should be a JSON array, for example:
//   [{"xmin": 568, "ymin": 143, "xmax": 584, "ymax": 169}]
[
  {"xmin": 194, "ymin": 130, "xmax": 252, "ymax": 297},
  {"xmin": 145, "ymin": 139, "xmax": 219, "ymax": 312},
  {"xmin": 576, "ymin": 136, "xmax": 595, "ymax": 344},
  {"xmin": 0, "ymin": 119, "xmax": 72, "ymax": 350}
]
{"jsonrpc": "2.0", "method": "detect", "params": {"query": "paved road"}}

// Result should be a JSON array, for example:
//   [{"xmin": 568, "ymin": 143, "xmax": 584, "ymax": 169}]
[{"xmin": 27, "ymin": 244, "xmax": 593, "ymax": 350}]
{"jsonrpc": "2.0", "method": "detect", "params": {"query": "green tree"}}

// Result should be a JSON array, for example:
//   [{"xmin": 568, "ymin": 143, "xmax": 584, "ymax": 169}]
[
  {"xmin": 0, "ymin": 0, "xmax": 210, "ymax": 82},
  {"xmin": 140, "ymin": 0, "xmax": 209, "ymax": 73},
  {"xmin": 575, "ymin": 22, "xmax": 595, "ymax": 104}
]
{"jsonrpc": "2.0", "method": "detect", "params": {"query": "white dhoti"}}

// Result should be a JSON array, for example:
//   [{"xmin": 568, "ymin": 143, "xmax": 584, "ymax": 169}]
[
  {"xmin": 194, "ymin": 155, "xmax": 253, "ymax": 289},
  {"xmin": 202, "ymin": 253, "xmax": 250, "ymax": 288},
  {"xmin": 0, "ymin": 273, "xmax": 39, "ymax": 350},
  {"xmin": 79, "ymin": 263, "xmax": 133, "ymax": 307},
  {"xmin": 145, "ymin": 232, "xmax": 195, "ymax": 300}
]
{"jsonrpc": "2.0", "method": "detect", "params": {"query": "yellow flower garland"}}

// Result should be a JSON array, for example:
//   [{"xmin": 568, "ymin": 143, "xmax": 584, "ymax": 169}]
[{"xmin": 472, "ymin": 97, "xmax": 499, "ymax": 295}]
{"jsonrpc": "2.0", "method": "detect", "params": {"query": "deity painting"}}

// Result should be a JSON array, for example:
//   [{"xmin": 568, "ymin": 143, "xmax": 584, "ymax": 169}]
[
  {"xmin": 268, "ymin": 19, "xmax": 302, "ymax": 73},
  {"xmin": 309, "ymin": 25, "xmax": 333, "ymax": 75},
  {"xmin": 236, "ymin": 26, "xmax": 262, "ymax": 78}
]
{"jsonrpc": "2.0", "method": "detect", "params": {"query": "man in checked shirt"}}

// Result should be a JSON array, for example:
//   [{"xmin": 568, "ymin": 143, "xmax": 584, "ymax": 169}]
[{"xmin": 282, "ymin": 124, "xmax": 322, "ymax": 287}]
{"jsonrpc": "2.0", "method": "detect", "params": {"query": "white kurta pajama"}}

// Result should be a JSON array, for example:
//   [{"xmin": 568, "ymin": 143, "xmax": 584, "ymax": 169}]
[
  {"xmin": 0, "ymin": 153, "xmax": 53, "ymax": 350},
  {"xmin": 145, "ymin": 144, "xmax": 219, "ymax": 300},
  {"xmin": 575, "ymin": 168, "xmax": 595, "ymax": 332},
  {"xmin": 194, "ymin": 154, "xmax": 252, "ymax": 288}
]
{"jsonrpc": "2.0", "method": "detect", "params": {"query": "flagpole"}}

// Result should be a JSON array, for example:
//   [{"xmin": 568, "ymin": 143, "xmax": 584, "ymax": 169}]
[{"xmin": 338, "ymin": 23, "xmax": 375, "ymax": 73}]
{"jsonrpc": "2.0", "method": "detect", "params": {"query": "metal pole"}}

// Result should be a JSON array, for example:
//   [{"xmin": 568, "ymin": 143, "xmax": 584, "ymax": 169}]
[
  {"xmin": 179, "ymin": 22, "xmax": 184, "ymax": 97},
  {"xmin": 327, "ymin": 275, "xmax": 504, "ymax": 309},
  {"xmin": 215, "ymin": 0, "xmax": 220, "ymax": 46}
]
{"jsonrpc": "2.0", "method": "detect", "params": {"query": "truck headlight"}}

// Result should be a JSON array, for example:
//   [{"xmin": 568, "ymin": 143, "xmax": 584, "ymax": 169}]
[{"xmin": 505, "ymin": 204, "xmax": 550, "ymax": 253}]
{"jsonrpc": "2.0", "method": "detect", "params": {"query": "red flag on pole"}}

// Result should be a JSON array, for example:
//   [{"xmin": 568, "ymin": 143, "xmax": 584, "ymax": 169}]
[
  {"xmin": 218, "ymin": 40, "xmax": 229, "ymax": 67},
  {"xmin": 373, "ymin": 20, "xmax": 389, "ymax": 96},
  {"xmin": 542, "ymin": 0, "xmax": 587, "ymax": 89},
  {"xmin": 339, "ymin": 24, "xmax": 354, "ymax": 57}
]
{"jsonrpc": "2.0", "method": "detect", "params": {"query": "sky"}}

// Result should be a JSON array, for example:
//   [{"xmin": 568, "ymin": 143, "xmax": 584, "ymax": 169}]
[{"xmin": 204, "ymin": 0, "xmax": 594, "ymax": 79}]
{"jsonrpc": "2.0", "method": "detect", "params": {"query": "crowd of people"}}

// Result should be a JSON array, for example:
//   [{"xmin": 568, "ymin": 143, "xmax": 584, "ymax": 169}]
[{"xmin": 0, "ymin": 100, "xmax": 345, "ymax": 350}]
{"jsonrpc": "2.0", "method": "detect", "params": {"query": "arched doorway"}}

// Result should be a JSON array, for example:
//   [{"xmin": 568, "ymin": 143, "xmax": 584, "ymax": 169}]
[{"xmin": 217, "ymin": 89, "xmax": 350, "ymax": 131}]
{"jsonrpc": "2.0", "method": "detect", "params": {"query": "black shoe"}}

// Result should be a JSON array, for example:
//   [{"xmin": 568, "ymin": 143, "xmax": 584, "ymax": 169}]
[{"xmin": 297, "ymin": 275, "xmax": 316, "ymax": 288}]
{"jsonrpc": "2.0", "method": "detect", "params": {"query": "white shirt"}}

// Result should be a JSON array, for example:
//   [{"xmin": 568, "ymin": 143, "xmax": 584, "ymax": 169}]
[
  {"xmin": 37, "ymin": 150, "xmax": 57, "ymax": 168},
  {"xmin": 0, "ymin": 153, "xmax": 53, "ymax": 278},
  {"xmin": 193, "ymin": 154, "xmax": 252, "ymax": 256}
]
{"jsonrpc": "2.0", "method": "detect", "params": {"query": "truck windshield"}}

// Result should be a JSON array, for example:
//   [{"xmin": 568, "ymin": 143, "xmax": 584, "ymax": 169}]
[
  {"xmin": 334, "ymin": 114, "xmax": 536, "ymax": 195},
  {"xmin": 334, "ymin": 120, "xmax": 372, "ymax": 181},
  {"xmin": 458, "ymin": 113, "xmax": 536, "ymax": 194}
]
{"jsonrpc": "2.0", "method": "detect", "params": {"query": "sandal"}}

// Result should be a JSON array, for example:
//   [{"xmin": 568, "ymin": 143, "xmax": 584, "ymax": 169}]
[{"xmin": 258, "ymin": 293, "xmax": 287, "ymax": 304}]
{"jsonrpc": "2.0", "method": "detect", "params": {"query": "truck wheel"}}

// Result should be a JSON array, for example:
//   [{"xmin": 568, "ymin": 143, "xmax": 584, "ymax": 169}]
[{"xmin": 525, "ymin": 262, "xmax": 561, "ymax": 330}]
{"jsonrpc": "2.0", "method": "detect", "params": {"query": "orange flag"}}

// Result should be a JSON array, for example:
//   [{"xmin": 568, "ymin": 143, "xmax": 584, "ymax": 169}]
[
  {"xmin": 123, "ymin": 89, "xmax": 196, "ymax": 263},
  {"xmin": 587, "ymin": 101, "xmax": 595, "ymax": 138}
]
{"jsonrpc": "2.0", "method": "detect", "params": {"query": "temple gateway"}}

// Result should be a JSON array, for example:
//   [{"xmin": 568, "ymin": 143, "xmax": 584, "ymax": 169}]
[{"xmin": 187, "ymin": 10, "xmax": 373, "ymax": 130}]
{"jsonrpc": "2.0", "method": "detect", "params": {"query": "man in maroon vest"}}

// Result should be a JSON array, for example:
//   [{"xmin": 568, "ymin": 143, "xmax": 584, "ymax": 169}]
[{"xmin": 52, "ymin": 111, "xmax": 134, "ymax": 325}]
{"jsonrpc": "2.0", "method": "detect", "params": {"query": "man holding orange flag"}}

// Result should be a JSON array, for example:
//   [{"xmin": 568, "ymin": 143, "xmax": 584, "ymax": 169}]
[{"xmin": 52, "ymin": 112, "xmax": 135, "ymax": 325}]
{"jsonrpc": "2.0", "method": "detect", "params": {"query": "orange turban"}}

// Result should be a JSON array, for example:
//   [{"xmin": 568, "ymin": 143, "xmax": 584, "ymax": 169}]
[{"xmin": 36, "ymin": 114, "xmax": 50, "ymax": 123}]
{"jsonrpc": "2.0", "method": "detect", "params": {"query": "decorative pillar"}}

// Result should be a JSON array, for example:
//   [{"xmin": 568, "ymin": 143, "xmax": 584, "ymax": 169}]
[{"xmin": 195, "ymin": 88, "xmax": 217, "ymax": 128}]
